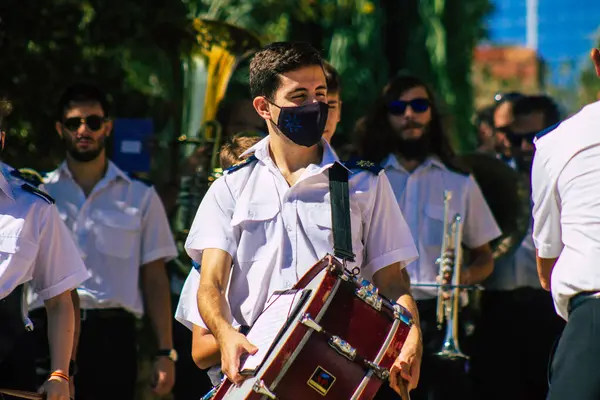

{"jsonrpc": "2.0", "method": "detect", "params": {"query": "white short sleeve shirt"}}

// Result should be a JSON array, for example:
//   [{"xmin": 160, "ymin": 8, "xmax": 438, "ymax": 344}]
[
  {"xmin": 381, "ymin": 154, "xmax": 502, "ymax": 299},
  {"xmin": 532, "ymin": 100, "xmax": 600, "ymax": 320},
  {"xmin": 0, "ymin": 165, "xmax": 90, "ymax": 301},
  {"xmin": 27, "ymin": 161, "xmax": 178, "ymax": 316},
  {"xmin": 185, "ymin": 137, "xmax": 418, "ymax": 327}
]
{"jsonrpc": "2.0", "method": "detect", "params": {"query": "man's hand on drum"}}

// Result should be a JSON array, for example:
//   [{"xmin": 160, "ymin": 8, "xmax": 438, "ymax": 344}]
[
  {"xmin": 390, "ymin": 324, "xmax": 422, "ymax": 395},
  {"xmin": 220, "ymin": 327, "xmax": 258, "ymax": 386}
]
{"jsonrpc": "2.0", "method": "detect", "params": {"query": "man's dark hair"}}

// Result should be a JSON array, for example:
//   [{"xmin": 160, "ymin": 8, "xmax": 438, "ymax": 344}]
[
  {"xmin": 519, "ymin": 94, "xmax": 561, "ymax": 128},
  {"xmin": 249, "ymin": 42, "xmax": 324, "ymax": 100},
  {"xmin": 323, "ymin": 61, "xmax": 341, "ymax": 94},
  {"xmin": 56, "ymin": 83, "xmax": 110, "ymax": 121},
  {"xmin": 475, "ymin": 105, "xmax": 494, "ymax": 127},
  {"xmin": 354, "ymin": 73, "xmax": 464, "ymax": 172}
]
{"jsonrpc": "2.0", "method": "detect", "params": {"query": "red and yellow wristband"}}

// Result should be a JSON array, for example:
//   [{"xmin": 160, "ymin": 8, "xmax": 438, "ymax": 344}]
[{"xmin": 49, "ymin": 371, "xmax": 69, "ymax": 382}]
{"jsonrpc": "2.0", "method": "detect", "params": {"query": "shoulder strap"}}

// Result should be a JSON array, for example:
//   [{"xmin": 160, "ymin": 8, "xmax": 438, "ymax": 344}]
[
  {"xmin": 224, "ymin": 155, "xmax": 258, "ymax": 174},
  {"xmin": 127, "ymin": 172, "xmax": 153, "ymax": 187},
  {"xmin": 21, "ymin": 184, "xmax": 55, "ymax": 204},
  {"xmin": 343, "ymin": 158, "xmax": 383, "ymax": 174},
  {"xmin": 11, "ymin": 168, "xmax": 45, "ymax": 187},
  {"xmin": 328, "ymin": 162, "xmax": 355, "ymax": 262}
]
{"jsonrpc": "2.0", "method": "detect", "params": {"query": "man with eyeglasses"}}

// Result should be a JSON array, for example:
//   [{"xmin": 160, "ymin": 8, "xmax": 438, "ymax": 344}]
[
  {"xmin": 26, "ymin": 83, "xmax": 179, "ymax": 400},
  {"xmin": 471, "ymin": 93, "xmax": 565, "ymax": 400},
  {"xmin": 354, "ymin": 74, "xmax": 501, "ymax": 400}
]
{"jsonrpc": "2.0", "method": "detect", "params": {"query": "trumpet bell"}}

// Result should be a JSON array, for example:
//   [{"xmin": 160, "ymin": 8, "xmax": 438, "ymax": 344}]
[{"xmin": 436, "ymin": 339, "xmax": 470, "ymax": 361}]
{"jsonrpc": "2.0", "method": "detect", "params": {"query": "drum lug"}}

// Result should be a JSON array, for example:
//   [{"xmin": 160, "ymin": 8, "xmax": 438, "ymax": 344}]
[
  {"xmin": 300, "ymin": 313, "xmax": 323, "ymax": 332},
  {"xmin": 393, "ymin": 304, "xmax": 413, "ymax": 326},
  {"xmin": 365, "ymin": 360, "xmax": 390, "ymax": 381},
  {"xmin": 355, "ymin": 279, "xmax": 383, "ymax": 311},
  {"xmin": 252, "ymin": 380, "xmax": 277, "ymax": 399},
  {"xmin": 329, "ymin": 336, "xmax": 357, "ymax": 361}
]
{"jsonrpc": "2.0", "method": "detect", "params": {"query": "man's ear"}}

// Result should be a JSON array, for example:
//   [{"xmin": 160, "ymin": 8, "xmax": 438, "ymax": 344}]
[
  {"xmin": 105, "ymin": 119, "xmax": 113, "ymax": 137},
  {"xmin": 253, "ymin": 96, "xmax": 272, "ymax": 121},
  {"xmin": 338, "ymin": 101, "xmax": 343, "ymax": 123},
  {"xmin": 1, "ymin": 130, "xmax": 5, "ymax": 151},
  {"xmin": 55, "ymin": 121, "xmax": 63, "ymax": 139}
]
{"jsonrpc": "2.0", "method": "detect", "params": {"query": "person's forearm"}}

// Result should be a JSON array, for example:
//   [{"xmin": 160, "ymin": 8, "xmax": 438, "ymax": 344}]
[
  {"xmin": 45, "ymin": 292, "xmax": 75, "ymax": 373},
  {"xmin": 197, "ymin": 284, "xmax": 235, "ymax": 344},
  {"xmin": 71, "ymin": 290, "xmax": 80, "ymax": 361},
  {"xmin": 191, "ymin": 327, "xmax": 222, "ymax": 369},
  {"xmin": 464, "ymin": 253, "xmax": 494, "ymax": 285},
  {"xmin": 142, "ymin": 263, "xmax": 174, "ymax": 349}
]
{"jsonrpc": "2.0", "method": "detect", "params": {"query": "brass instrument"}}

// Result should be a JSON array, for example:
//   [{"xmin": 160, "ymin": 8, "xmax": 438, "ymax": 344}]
[
  {"xmin": 171, "ymin": 19, "xmax": 260, "ymax": 277},
  {"xmin": 434, "ymin": 190, "xmax": 469, "ymax": 360},
  {"xmin": 412, "ymin": 154, "xmax": 530, "ymax": 359}
]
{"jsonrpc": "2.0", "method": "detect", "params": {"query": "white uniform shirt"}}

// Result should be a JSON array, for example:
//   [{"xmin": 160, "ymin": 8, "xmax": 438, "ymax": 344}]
[
  {"xmin": 0, "ymin": 164, "xmax": 90, "ymax": 301},
  {"xmin": 381, "ymin": 154, "xmax": 502, "ymax": 300},
  {"xmin": 185, "ymin": 137, "xmax": 418, "ymax": 327},
  {"xmin": 28, "ymin": 161, "xmax": 178, "ymax": 316},
  {"xmin": 532, "ymin": 100, "xmax": 600, "ymax": 320}
]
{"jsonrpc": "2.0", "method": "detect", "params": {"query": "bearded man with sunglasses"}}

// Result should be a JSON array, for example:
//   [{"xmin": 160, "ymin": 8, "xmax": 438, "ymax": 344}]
[
  {"xmin": 354, "ymin": 74, "xmax": 501, "ymax": 400},
  {"xmin": 26, "ymin": 83, "xmax": 179, "ymax": 400}
]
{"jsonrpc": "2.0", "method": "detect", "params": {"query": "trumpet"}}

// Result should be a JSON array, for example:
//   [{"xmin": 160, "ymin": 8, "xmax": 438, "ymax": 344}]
[{"xmin": 434, "ymin": 190, "xmax": 469, "ymax": 360}]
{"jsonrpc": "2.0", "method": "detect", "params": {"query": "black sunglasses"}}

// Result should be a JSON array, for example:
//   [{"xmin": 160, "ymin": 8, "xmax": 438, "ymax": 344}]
[
  {"xmin": 387, "ymin": 98, "xmax": 430, "ymax": 115},
  {"xmin": 63, "ymin": 115, "xmax": 107, "ymax": 132},
  {"xmin": 497, "ymin": 127, "xmax": 536, "ymax": 146}
]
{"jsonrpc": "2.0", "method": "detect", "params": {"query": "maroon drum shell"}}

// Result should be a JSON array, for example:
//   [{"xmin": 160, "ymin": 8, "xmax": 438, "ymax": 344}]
[{"xmin": 214, "ymin": 257, "xmax": 411, "ymax": 400}]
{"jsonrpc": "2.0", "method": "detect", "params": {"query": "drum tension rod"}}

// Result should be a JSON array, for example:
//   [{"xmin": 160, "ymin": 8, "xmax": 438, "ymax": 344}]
[
  {"xmin": 252, "ymin": 380, "xmax": 277, "ymax": 399},
  {"xmin": 300, "ymin": 314, "xmax": 390, "ymax": 380}
]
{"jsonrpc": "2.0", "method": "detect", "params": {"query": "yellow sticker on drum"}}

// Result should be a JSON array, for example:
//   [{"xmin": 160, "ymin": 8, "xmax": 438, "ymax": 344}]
[{"xmin": 307, "ymin": 366, "xmax": 336, "ymax": 396}]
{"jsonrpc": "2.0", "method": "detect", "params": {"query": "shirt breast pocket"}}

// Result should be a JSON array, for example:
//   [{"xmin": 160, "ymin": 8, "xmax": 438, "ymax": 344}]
[
  {"xmin": 306, "ymin": 203, "xmax": 362, "ymax": 245},
  {"xmin": 0, "ymin": 236, "xmax": 38, "ymax": 276},
  {"xmin": 231, "ymin": 204, "xmax": 279, "ymax": 263},
  {"xmin": 93, "ymin": 210, "xmax": 141, "ymax": 259},
  {"xmin": 423, "ymin": 204, "xmax": 449, "ymax": 247}
]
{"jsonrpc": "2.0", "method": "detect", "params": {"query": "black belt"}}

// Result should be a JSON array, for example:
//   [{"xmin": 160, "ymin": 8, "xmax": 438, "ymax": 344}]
[{"xmin": 568, "ymin": 291, "xmax": 600, "ymax": 314}]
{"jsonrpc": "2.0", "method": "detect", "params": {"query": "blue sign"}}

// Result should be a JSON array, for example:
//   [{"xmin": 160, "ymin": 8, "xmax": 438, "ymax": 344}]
[{"xmin": 112, "ymin": 118, "xmax": 153, "ymax": 173}]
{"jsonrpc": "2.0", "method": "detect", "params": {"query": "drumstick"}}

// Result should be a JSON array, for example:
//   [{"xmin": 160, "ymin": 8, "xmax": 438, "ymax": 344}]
[
  {"xmin": 398, "ymin": 379, "xmax": 411, "ymax": 400},
  {"xmin": 0, "ymin": 389, "xmax": 44, "ymax": 399}
]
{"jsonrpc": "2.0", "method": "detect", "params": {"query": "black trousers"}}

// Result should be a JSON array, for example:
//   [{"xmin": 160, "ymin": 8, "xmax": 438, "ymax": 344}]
[
  {"xmin": 30, "ymin": 308, "xmax": 138, "ymax": 400},
  {"xmin": 547, "ymin": 297, "xmax": 600, "ymax": 400},
  {"xmin": 470, "ymin": 288, "xmax": 564, "ymax": 400},
  {"xmin": 0, "ymin": 331, "xmax": 37, "ymax": 398},
  {"xmin": 375, "ymin": 299, "xmax": 473, "ymax": 400}
]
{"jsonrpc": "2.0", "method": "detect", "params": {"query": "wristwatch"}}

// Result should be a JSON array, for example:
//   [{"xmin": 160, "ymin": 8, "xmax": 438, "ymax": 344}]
[{"xmin": 156, "ymin": 348, "xmax": 178, "ymax": 362}]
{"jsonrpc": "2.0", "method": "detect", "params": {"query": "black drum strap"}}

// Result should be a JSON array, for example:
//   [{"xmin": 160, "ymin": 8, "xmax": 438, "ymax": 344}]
[{"xmin": 328, "ymin": 162, "xmax": 355, "ymax": 262}]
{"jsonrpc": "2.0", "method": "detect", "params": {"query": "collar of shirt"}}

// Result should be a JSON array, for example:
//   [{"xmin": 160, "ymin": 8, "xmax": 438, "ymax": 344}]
[
  {"xmin": 58, "ymin": 160, "xmax": 132, "ymax": 186},
  {"xmin": 381, "ymin": 153, "xmax": 447, "ymax": 174},
  {"xmin": 0, "ymin": 164, "xmax": 15, "ymax": 201},
  {"xmin": 241, "ymin": 136, "xmax": 348, "ymax": 178}
]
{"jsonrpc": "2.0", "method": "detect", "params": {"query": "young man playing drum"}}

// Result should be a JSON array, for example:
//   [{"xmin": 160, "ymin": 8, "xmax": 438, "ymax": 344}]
[{"xmin": 185, "ymin": 41, "xmax": 422, "ymax": 397}]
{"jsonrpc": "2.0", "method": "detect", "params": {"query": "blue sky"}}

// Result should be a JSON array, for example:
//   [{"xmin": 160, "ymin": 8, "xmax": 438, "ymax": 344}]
[{"xmin": 485, "ymin": 0, "xmax": 600, "ymax": 86}]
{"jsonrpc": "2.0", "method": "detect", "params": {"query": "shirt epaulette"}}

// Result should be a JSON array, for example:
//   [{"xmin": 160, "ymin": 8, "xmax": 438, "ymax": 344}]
[
  {"xmin": 21, "ymin": 183, "xmax": 55, "ymax": 204},
  {"xmin": 127, "ymin": 172, "xmax": 153, "ymax": 187},
  {"xmin": 342, "ymin": 158, "xmax": 383, "ymax": 174},
  {"xmin": 10, "ymin": 168, "xmax": 45, "ymax": 187},
  {"xmin": 224, "ymin": 155, "xmax": 258, "ymax": 174},
  {"xmin": 535, "ymin": 121, "xmax": 561, "ymax": 140},
  {"xmin": 192, "ymin": 260, "xmax": 200, "ymax": 271}
]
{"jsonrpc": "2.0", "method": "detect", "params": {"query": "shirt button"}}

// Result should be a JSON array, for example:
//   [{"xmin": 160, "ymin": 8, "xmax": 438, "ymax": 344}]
[
  {"xmin": 284, "ymin": 281, "xmax": 292, "ymax": 288},
  {"xmin": 286, "ymin": 224, "xmax": 292, "ymax": 232}
]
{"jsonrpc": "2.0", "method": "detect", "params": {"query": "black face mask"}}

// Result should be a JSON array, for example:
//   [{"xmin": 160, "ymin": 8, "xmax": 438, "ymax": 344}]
[
  {"xmin": 270, "ymin": 102, "xmax": 328, "ymax": 147},
  {"xmin": 397, "ymin": 132, "xmax": 431, "ymax": 161}
]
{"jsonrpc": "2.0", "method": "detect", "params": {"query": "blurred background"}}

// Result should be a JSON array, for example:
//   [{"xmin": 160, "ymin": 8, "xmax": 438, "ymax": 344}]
[{"xmin": 1, "ymin": 1, "xmax": 598, "ymax": 399}]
